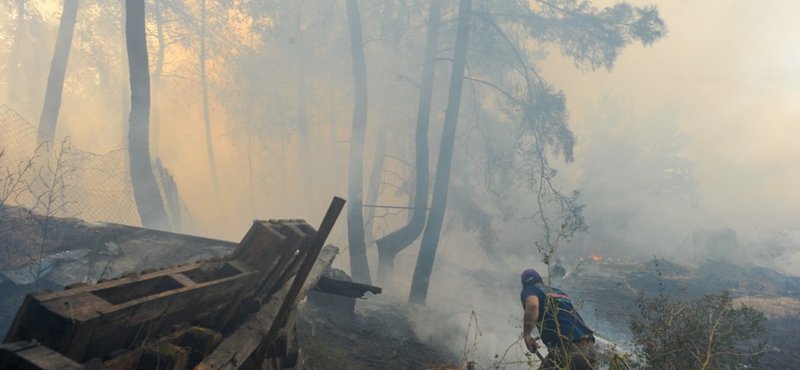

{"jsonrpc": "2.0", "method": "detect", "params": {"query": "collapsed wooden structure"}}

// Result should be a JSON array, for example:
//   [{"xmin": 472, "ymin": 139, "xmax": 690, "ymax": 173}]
[{"xmin": 0, "ymin": 198, "xmax": 347, "ymax": 370}]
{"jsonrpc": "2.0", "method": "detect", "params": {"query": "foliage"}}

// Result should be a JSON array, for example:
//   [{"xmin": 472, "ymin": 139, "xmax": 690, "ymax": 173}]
[
  {"xmin": 455, "ymin": 0, "xmax": 666, "ymax": 255},
  {"xmin": 630, "ymin": 289, "xmax": 766, "ymax": 370},
  {"xmin": 0, "ymin": 0, "xmax": 668, "ymax": 276}
]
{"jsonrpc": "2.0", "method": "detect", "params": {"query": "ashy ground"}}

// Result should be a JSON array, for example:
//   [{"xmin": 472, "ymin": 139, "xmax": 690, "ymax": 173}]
[{"xmin": 297, "ymin": 295, "xmax": 461, "ymax": 370}]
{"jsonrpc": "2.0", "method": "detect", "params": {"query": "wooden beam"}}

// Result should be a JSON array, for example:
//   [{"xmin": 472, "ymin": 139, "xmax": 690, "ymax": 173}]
[
  {"xmin": 215, "ymin": 223, "xmax": 303, "ymax": 331},
  {"xmin": 4, "ymin": 261, "xmax": 259, "ymax": 362},
  {"xmin": 138, "ymin": 343, "xmax": 188, "ymax": 370},
  {"xmin": 194, "ymin": 245, "xmax": 339, "ymax": 370},
  {"xmin": 0, "ymin": 341, "xmax": 85, "ymax": 370},
  {"xmin": 314, "ymin": 276, "xmax": 382, "ymax": 298},
  {"xmin": 262, "ymin": 198, "xmax": 345, "ymax": 346}
]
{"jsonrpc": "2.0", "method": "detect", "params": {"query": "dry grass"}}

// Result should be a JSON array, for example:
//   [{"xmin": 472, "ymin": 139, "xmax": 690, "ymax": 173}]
[{"xmin": 733, "ymin": 296, "xmax": 800, "ymax": 319}]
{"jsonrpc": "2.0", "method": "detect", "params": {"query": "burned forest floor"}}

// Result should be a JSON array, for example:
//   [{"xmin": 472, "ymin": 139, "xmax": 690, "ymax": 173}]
[
  {"xmin": 3, "ymin": 208, "xmax": 800, "ymax": 369},
  {"xmin": 297, "ymin": 295, "xmax": 459, "ymax": 370}
]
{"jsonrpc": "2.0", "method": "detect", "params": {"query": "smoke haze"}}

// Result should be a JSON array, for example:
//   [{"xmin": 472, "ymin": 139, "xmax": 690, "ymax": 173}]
[{"xmin": 1, "ymin": 0, "xmax": 799, "ymax": 366}]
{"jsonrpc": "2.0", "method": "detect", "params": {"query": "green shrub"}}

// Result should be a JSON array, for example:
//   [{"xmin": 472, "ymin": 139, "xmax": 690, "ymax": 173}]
[{"xmin": 630, "ymin": 290, "xmax": 766, "ymax": 370}]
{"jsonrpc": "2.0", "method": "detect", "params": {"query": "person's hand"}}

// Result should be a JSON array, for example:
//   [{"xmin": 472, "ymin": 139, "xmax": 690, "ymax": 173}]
[{"xmin": 523, "ymin": 334, "xmax": 537, "ymax": 352}]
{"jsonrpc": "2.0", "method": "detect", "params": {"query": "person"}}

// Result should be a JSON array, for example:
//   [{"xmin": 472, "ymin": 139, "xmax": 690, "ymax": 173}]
[{"xmin": 520, "ymin": 268, "xmax": 597, "ymax": 370}]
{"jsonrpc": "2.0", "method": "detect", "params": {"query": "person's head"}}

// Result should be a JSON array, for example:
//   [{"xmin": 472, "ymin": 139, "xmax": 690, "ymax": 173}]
[{"xmin": 521, "ymin": 269, "xmax": 543, "ymax": 286}]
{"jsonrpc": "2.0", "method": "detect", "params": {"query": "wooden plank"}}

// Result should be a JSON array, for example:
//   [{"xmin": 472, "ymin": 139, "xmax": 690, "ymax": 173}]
[
  {"xmin": 194, "ymin": 245, "xmax": 339, "ymax": 370},
  {"xmin": 19, "ymin": 345, "xmax": 86, "ymax": 370},
  {"xmin": 4, "ymin": 291, "xmax": 50, "ymax": 343},
  {"xmin": 216, "ymin": 224, "xmax": 307, "ymax": 331},
  {"xmin": 314, "ymin": 276, "xmax": 382, "ymax": 298},
  {"xmin": 28, "ymin": 263, "xmax": 205, "ymax": 304},
  {"xmin": 5, "ymin": 261, "xmax": 259, "ymax": 363},
  {"xmin": 169, "ymin": 273, "xmax": 198, "ymax": 287},
  {"xmin": 230, "ymin": 221, "xmax": 268, "ymax": 260},
  {"xmin": 83, "ymin": 268, "xmax": 256, "ymax": 360},
  {"xmin": 138, "ymin": 343, "xmax": 188, "ymax": 370},
  {"xmin": 183, "ymin": 327, "xmax": 223, "ymax": 368},
  {"xmin": 256, "ymin": 212, "xmax": 337, "ymax": 305},
  {"xmin": 0, "ymin": 341, "xmax": 85, "ymax": 370},
  {"xmin": 4, "ymin": 218, "xmax": 328, "ymax": 368},
  {"xmin": 231, "ymin": 222, "xmax": 285, "ymax": 267},
  {"xmin": 284, "ymin": 307, "xmax": 300, "ymax": 358},
  {"xmin": 252, "ymin": 224, "xmax": 310, "ymax": 301},
  {"xmin": 99, "ymin": 349, "xmax": 141, "ymax": 370},
  {"xmin": 0, "ymin": 341, "xmax": 39, "ymax": 353},
  {"xmin": 261, "ymin": 198, "xmax": 345, "ymax": 351}
]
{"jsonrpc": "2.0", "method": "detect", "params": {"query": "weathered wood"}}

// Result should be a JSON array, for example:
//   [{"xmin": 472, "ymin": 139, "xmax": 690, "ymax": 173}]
[
  {"xmin": 253, "ymin": 224, "xmax": 310, "ymax": 301},
  {"xmin": 263, "ymin": 198, "xmax": 345, "ymax": 350},
  {"xmin": 93, "ymin": 324, "xmax": 194, "ymax": 370},
  {"xmin": 183, "ymin": 327, "xmax": 222, "ymax": 368},
  {"xmin": 2, "ymin": 217, "xmax": 339, "ymax": 370},
  {"xmin": 314, "ymin": 276, "xmax": 382, "ymax": 298},
  {"xmin": 231, "ymin": 222, "xmax": 284, "ymax": 266},
  {"xmin": 251, "ymin": 199, "xmax": 346, "ymax": 369},
  {"xmin": 294, "ymin": 349, "xmax": 305, "ymax": 370},
  {"xmin": 283, "ymin": 307, "xmax": 300, "ymax": 358},
  {"xmin": 307, "ymin": 290, "xmax": 356, "ymax": 316},
  {"xmin": 194, "ymin": 245, "xmax": 339, "ymax": 370},
  {"xmin": 307, "ymin": 275, "xmax": 382, "ymax": 316},
  {"xmin": 256, "ymin": 222, "xmax": 318, "ymax": 300},
  {"xmin": 4, "ymin": 291, "xmax": 49, "ymax": 344},
  {"xmin": 5, "ymin": 261, "xmax": 259, "ymax": 362},
  {"xmin": 217, "ymin": 223, "xmax": 309, "ymax": 331},
  {"xmin": 0, "ymin": 341, "xmax": 84, "ymax": 370},
  {"xmin": 97, "ymin": 348, "xmax": 142, "ymax": 370},
  {"xmin": 138, "ymin": 343, "xmax": 187, "ymax": 370},
  {"xmin": 169, "ymin": 273, "xmax": 198, "ymax": 287}
]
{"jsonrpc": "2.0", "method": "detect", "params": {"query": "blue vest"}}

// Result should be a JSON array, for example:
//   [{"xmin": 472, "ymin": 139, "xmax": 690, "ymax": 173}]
[{"xmin": 520, "ymin": 283, "xmax": 594, "ymax": 348}]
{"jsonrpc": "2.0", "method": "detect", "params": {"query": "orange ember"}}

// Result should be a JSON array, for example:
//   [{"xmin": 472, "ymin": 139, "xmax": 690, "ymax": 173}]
[{"xmin": 589, "ymin": 252, "xmax": 603, "ymax": 261}]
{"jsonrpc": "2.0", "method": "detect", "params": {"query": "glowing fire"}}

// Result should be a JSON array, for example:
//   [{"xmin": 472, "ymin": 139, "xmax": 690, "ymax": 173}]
[{"xmin": 589, "ymin": 251, "xmax": 603, "ymax": 261}]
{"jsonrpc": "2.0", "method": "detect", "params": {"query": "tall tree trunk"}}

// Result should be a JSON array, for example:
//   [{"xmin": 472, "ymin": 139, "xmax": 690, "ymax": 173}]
[
  {"xmin": 345, "ymin": 0, "xmax": 370, "ymax": 284},
  {"xmin": 120, "ymin": 0, "xmax": 129, "ymax": 142},
  {"xmin": 294, "ymin": 8, "xmax": 315, "ymax": 216},
  {"xmin": 200, "ymin": 0, "xmax": 222, "ymax": 205},
  {"xmin": 37, "ymin": 0, "xmax": 79, "ymax": 145},
  {"xmin": 6, "ymin": 0, "xmax": 25, "ymax": 106},
  {"xmin": 150, "ymin": 0, "xmax": 165, "ymax": 158},
  {"xmin": 297, "ymin": 55, "xmax": 314, "ymax": 215},
  {"xmin": 363, "ymin": 104, "xmax": 389, "ymax": 247},
  {"xmin": 376, "ymin": 0, "xmax": 441, "ymax": 287},
  {"xmin": 408, "ymin": 0, "xmax": 471, "ymax": 305},
  {"xmin": 246, "ymin": 80, "xmax": 255, "ymax": 218},
  {"xmin": 279, "ymin": 139, "xmax": 288, "ymax": 212},
  {"xmin": 329, "ymin": 100, "xmax": 341, "ymax": 196},
  {"xmin": 125, "ymin": 0, "xmax": 169, "ymax": 230}
]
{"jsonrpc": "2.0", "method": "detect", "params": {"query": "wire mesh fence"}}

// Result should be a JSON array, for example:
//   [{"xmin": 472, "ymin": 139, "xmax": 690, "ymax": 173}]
[{"xmin": 0, "ymin": 103, "xmax": 190, "ymax": 230}]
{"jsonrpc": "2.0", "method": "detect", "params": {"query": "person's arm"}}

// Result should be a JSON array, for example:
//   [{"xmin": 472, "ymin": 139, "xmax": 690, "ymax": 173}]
[{"xmin": 523, "ymin": 295, "xmax": 539, "ymax": 352}]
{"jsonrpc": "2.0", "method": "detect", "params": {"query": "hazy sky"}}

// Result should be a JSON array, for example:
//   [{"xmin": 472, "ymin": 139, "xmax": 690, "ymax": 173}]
[
  {"xmin": 541, "ymin": 0, "xmax": 800, "ymax": 240},
  {"xmin": 3, "ymin": 0, "xmax": 798, "ymax": 271}
]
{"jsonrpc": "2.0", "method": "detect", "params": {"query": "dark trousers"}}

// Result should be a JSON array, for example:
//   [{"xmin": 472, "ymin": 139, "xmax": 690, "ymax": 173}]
[{"xmin": 538, "ymin": 343, "xmax": 597, "ymax": 370}]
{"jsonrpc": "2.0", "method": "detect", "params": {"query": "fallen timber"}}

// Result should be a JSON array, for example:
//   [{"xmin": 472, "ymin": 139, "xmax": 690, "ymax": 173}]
[{"xmin": 1, "ymin": 197, "xmax": 349, "ymax": 370}]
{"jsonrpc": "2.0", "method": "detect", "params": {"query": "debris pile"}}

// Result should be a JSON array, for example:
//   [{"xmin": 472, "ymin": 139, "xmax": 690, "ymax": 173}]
[{"xmin": 0, "ymin": 198, "xmax": 390, "ymax": 370}]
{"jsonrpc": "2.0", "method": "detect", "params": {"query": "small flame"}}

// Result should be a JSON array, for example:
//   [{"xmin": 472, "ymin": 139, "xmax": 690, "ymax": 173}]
[{"xmin": 589, "ymin": 251, "xmax": 603, "ymax": 261}]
